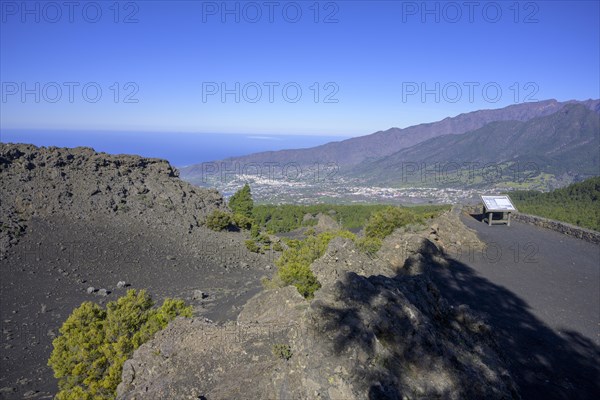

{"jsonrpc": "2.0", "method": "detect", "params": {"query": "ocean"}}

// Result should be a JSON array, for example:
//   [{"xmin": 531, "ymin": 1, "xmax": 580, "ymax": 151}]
[{"xmin": 0, "ymin": 130, "xmax": 349, "ymax": 167}]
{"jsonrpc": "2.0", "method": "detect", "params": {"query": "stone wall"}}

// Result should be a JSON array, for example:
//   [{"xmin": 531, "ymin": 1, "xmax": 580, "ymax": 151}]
[
  {"xmin": 511, "ymin": 213, "xmax": 600, "ymax": 245},
  {"xmin": 463, "ymin": 204, "xmax": 600, "ymax": 245}
]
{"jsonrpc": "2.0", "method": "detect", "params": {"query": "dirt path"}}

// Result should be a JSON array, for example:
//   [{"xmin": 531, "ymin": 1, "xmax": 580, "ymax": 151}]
[{"xmin": 427, "ymin": 213, "xmax": 600, "ymax": 400}]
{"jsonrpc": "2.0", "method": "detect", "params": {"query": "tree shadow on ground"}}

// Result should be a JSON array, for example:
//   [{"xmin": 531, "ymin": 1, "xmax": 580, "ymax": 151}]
[
  {"xmin": 313, "ymin": 240, "xmax": 600, "ymax": 399},
  {"xmin": 428, "ymin": 255, "xmax": 600, "ymax": 400}
]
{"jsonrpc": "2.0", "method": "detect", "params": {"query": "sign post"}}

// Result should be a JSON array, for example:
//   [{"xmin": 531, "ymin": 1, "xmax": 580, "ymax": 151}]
[{"xmin": 480, "ymin": 195, "xmax": 517, "ymax": 226}]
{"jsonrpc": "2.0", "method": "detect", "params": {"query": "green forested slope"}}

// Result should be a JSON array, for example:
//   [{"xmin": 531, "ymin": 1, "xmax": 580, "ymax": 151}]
[
  {"xmin": 510, "ymin": 177, "xmax": 600, "ymax": 231},
  {"xmin": 252, "ymin": 204, "xmax": 448, "ymax": 233}
]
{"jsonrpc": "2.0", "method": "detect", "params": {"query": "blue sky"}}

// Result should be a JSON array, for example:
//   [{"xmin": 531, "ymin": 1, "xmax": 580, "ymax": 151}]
[{"xmin": 1, "ymin": 0, "xmax": 599, "ymax": 137}]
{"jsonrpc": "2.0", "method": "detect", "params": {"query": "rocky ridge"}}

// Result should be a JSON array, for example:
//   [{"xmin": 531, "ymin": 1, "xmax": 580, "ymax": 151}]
[
  {"xmin": 117, "ymin": 212, "xmax": 518, "ymax": 399},
  {"xmin": 0, "ymin": 143, "xmax": 225, "ymax": 255}
]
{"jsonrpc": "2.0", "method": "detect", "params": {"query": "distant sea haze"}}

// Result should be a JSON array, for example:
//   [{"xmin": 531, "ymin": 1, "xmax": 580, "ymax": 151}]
[{"xmin": 0, "ymin": 130, "xmax": 348, "ymax": 167}]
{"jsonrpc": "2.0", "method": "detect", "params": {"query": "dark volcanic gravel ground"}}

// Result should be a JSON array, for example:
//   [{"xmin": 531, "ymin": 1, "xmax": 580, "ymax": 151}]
[
  {"xmin": 427, "ymin": 213, "xmax": 600, "ymax": 400},
  {"xmin": 0, "ymin": 215, "xmax": 272, "ymax": 399}
]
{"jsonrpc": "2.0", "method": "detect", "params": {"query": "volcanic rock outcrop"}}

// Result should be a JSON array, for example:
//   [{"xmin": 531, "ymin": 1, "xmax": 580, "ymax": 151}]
[
  {"xmin": 117, "ymin": 215, "xmax": 518, "ymax": 400},
  {"xmin": 0, "ymin": 143, "xmax": 225, "ymax": 254}
]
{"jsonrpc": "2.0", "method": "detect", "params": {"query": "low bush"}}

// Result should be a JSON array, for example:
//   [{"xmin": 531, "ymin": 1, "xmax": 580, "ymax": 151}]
[
  {"xmin": 257, "ymin": 233, "xmax": 271, "ymax": 244},
  {"xmin": 48, "ymin": 290, "xmax": 192, "ymax": 399},
  {"xmin": 250, "ymin": 223, "xmax": 261, "ymax": 238},
  {"xmin": 205, "ymin": 209, "xmax": 234, "ymax": 231},
  {"xmin": 232, "ymin": 213, "xmax": 253, "ymax": 230},
  {"xmin": 272, "ymin": 241, "xmax": 284, "ymax": 252},
  {"xmin": 364, "ymin": 206, "xmax": 420, "ymax": 240},
  {"xmin": 358, "ymin": 206, "xmax": 438, "ymax": 253},
  {"xmin": 272, "ymin": 344, "xmax": 293, "ymax": 360},
  {"xmin": 356, "ymin": 236, "xmax": 382, "ymax": 256},
  {"xmin": 245, "ymin": 239, "xmax": 262, "ymax": 253},
  {"xmin": 275, "ymin": 230, "xmax": 356, "ymax": 299}
]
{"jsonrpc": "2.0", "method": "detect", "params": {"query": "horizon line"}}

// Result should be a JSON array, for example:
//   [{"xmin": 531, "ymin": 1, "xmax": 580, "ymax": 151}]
[{"xmin": 2, "ymin": 97, "xmax": 597, "ymax": 140}]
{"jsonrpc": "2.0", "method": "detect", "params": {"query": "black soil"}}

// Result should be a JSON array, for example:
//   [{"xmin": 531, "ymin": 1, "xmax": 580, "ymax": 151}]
[{"xmin": 0, "ymin": 214, "xmax": 270, "ymax": 399}]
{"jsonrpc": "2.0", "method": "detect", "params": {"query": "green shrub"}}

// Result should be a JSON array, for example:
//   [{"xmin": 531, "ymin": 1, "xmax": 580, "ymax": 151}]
[
  {"xmin": 278, "ymin": 261, "xmax": 321, "ymax": 299},
  {"xmin": 205, "ymin": 209, "xmax": 234, "ymax": 231},
  {"xmin": 245, "ymin": 239, "xmax": 261, "ymax": 253},
  {"xmin": 250, "ymin": 223, "xmax": 261, "ymax": 239},
  {"xmin": 356, "ymin": 236, "xmax": 383, "ymax": 256},
  {"xmin": 272, "ymin": 241, "xmax": 284, "ymax": 252},
  {"xmin": 364, "ymin": 206, "xmax": 420, "ymax": 240},
  {"xmin": 245, "ymin": 232, "xmax": 273, "ymax": 254},
  {"xmin": 261, "ymin": 274, "xmax": 286, "ymax": 290},
  {"xmin": 257, "ymin": 233, "xmax": 271, "ymax": 244},
  {"xmin": 48, "ymin": 290, "xmax": 192, "ymax": 400},
  {"xmin": 275, "ymin": 230, "xmax": 356, "ymax": 299},
  {"xmin": 304, "ymin": 227, "xmax": 316, "ymax": 237},
  {"xmin": 232, "ymin": 213, "xmax": 253, "ymax": 230},
  {"xmin": 272, "ymin": 344, "xmax": 293, "ymax": 360},
  {"xmin": 353, "ymin": 206, "xmax": 448, "ymax": 255}
]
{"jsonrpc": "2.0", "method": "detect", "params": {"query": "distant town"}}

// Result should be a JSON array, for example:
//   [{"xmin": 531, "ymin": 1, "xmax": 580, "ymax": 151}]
[{"xmin": 203, "ymin": 174, "xmax": 483, "ymax": 205}]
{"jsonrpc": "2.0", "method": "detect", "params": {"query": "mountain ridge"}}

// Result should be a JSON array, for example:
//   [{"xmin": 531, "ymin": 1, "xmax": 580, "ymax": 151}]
[
  {"xmin": 180, "ymin": 99, "xmax": 600, "ymax": 182},
  {"xmin": 350, "ymin": 103, "xmax": 600, "ymax": 187}
]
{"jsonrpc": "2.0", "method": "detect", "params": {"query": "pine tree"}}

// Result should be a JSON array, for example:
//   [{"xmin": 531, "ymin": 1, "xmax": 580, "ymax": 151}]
[{"xmin": 229, "ymin": 184, "xmax": 254, "ymax": 218}]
